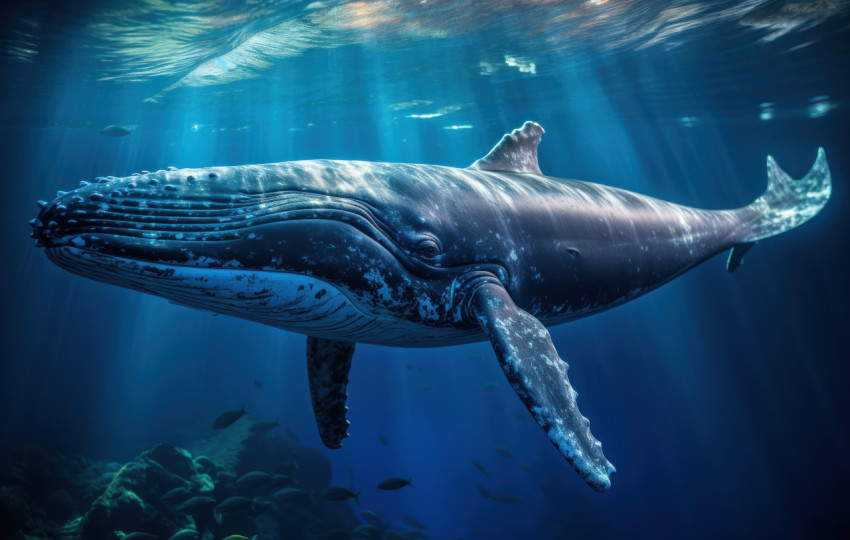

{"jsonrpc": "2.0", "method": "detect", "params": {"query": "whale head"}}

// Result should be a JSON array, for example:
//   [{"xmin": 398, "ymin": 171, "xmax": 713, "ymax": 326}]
[{"xmin": 31, "ymin": 162, "xmax": 505, "ymax": 344}]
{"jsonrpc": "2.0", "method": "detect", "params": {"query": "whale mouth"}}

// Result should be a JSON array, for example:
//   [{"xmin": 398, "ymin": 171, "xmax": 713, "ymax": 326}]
[
  {"xmin": 34, "ymin": 187, "xmax": 389, "ymax": 250},
  {"xmin": 30, "ymin": 180, "xmax": 445, "ymax": 275}
]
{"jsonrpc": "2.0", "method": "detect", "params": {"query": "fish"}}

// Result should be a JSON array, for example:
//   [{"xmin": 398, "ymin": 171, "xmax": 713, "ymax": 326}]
[
  {"xmin": 284, "ymin": 427, "xmax": 300, "ymax": 443},
  {"xmin": 212, "ymin": 403, "xmax": 246, "ymax": 429},
  {"xmin": 493, "ymin": 445, "xmax": 515, "ymax": 460},
  {"xmin": 160, "ymin": 486, "xmax": 192, "ymax": 504},
  {"xmin": 479, "ymin": 382, "xmax": 498, "ymax": 392},
  {"xmin": 360, "ymin": 510, "xmax": 383, "ymax": 525},
  {"xmin": 401, "ymin": 515, "xmax": 427, "ymax": 530},
  {"xmin": 167, "ymin": 530, "xmax": 199, "ymax": 540},
  {"xmin": 272, "ymin": 487, "xmax": 311, "ymax": 503},
  {"xmin": 100, "ymin": 124, "xmax": 131, "ymax": 137},
  {"xmin": 319, "ymin": 486, "xmax": 361, "ymax": 505},
  {"xmin": 254, "ymin": 378, "xmax": 263, "ymax": 389},
  {"xmin": 378, "ymin": 436, "xmax": 389, "ymax": 446},
  {"xmin": 214, "ymin": 496, "xmax": 253, "ymax": 514},
  {"xmin": 469, "ymin": 458, "xmax": 490, "ymax": 478},
  {"xmin": 352, "ymin": 524, "xmax": 383, "ymax": 538},
  {"xmin": 176, "ymin": 496, "xmax": 216, "ymax": 514},
  {"xmin": 478, "ymin": 486, "xmax": 520, "ymax": 504},
  {"xmin": 235, "ymin": 471, "xmax": 271, "ymax": 489},
  {"xmin": 33, "ymin": 122, "xmax": 831, "ymax": 491},
  {"xmin": 249, "ymin": 419, "xmax": 280, "ymax": 433},
  {"xmin": 316, "ymin": 531, "xmax": 349, "ymax": 540},
  {"xmin": 274, "ymin": 461, "xmax": 299, "ymax": 475},
  {"xmin": 271, "ymin": 473, "xmax": 294, "ymax": 486},
  {"xmin": 377, "ymin": 477, "xmax": 413, "ymax": 490},
  {"xmin": 419, "ymin": 383, "xmax": 434, "ymax": 391}
]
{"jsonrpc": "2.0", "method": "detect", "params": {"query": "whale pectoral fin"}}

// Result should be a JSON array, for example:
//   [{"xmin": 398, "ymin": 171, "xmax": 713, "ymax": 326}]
[
  {"xmin": 470, "ymin": 283, "xmax": 615, "ymax": 491},
  {"xmin": 306, "ymin": 336, "xmax": 355, "ymax": 449}
]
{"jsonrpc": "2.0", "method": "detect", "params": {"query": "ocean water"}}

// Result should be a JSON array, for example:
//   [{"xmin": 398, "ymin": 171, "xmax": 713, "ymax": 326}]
[{"xmin": 1, "ymin": 1, "xmax": 849, "ymax": 539}]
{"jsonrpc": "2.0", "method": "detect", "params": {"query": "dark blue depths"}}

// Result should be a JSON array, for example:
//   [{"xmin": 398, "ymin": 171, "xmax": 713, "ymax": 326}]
[{"xmin": 1, "ymin": 2, "xmax": 849, "ymax": 539}]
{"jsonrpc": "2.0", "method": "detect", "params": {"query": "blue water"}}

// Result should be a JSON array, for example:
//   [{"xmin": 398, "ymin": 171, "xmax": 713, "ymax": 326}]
[{"xmin": 1, "ymin": 1, "xmax": 849, "ymax": 538}]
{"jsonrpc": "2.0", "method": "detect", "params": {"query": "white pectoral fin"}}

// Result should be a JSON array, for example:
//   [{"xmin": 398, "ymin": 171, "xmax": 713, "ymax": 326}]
[{"xmin": 470, "ymin": 282, "xmax": 615, "ymax": 491}]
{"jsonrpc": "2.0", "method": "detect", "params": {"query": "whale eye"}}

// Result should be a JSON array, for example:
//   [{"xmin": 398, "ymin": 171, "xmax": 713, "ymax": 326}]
[{"xmin": 414, "ymin": 236, "xmax": 442, "ymax": 259}]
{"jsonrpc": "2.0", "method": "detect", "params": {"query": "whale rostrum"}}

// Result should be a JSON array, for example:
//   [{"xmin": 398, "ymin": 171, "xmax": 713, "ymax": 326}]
[{"xmin": 32, "ymin": 122, "xmax": 831, "ymax": 491}]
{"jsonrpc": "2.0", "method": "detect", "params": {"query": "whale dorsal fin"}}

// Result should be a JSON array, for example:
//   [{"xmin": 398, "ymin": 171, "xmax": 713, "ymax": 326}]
[
  {"xmin": 469, "ymin": 121, "xmax": 544, "ymax": 175},
  {"xmin": 469, "ymin": 281, "xmax": 615, "ymax": 492},
  {"xmin": 306, "ymin": 336, "xmax": 355, "ymax": 449}
]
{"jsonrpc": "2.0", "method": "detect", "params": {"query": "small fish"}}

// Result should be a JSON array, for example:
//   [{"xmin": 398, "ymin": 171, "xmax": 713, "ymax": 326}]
[
  {"xmin": 235, "ymin": 471, "xmax": 271, "ymax": 489},
  {"xmin": 478, "ymin": 486, "xmax": 520, "ymax": 504},
  {"xmin": 284, "ymin": 427, "xmax": 300, "ymax": 443},
  {"xmin": 167, "ymin": 530, "xmax": 199, "ymax": 540},
  {"xmin": 212, "ymin": 403, "xmax": 246, "ymax": 429},
  {"xmin": 160, "ymin": 486, "xmax": 191, "ymax": 504},
  {"xmin": 251, "ymin": 497, "xmax": 272, "ymax": 513},
  {"xmin": 249, "ymin": 419, "xmax": 279, "ymax": 433},
  {"xmin": 176, "ymin": 496, "xmax": 215, "ymax": 513},
  {"xmin": 274, "ymin": 461, "xmax": 299, "ymax": 475},
  {"xmin": 378, "ymin": 436, "xmax": 389, "ymax": 446},
  {"xmin": 479, "ymin": 382, "xmax": 498, "ymax": 392},
  {"xmin": 401, "ymin": 515, "xmax": 427, "ymax": 530},
  {"xmin": 405, "ymin": 363, "xmax": 416, "ymax": 371},
  {"xmin": 272, "ymin": 487, "xmax": 311, "ymax": 503},
  {"xmin": 320, "ymin": 486, "xmax": 361, "ymax": 505},
  {"xmin": 468, "ymin": 353, "xmax": 484, "ymax": 361},
  {"xmin": 254, "ymin": 379, "xmax": 263, "ymax": 389},
  {"xmin": 493, "ymin": 444, "xmax": 515, "ymax": 460},
  {"xmin": 377, "ymin": 477, "xmax": 413, "ymax": 490},
  {"xmin": 100, "ymin": 124, "xmax": 131, "ymax": 137},
  {"xmin": 271, "ymin": 473, "xmax": 294, "ymax": 486},
  {"xmin": 317, "ymin": 531, "xmax": 349, "ymax": 540},
  {"xmin": 419, "ymin": 383, "xmax": 434, "ymax": 391},
  {"xmin": 470, "ymin": 458, "xmax": 490, "ymax": 478},
  {"xmin": 215, "ymin": 496, "xmax": 253, "ymax": 514},
  {"xmin": 122, "ymin": 534, "xmax": 157, "ymax": 540},
  {"xmin": 518, "ymin": 464, "xmax": 534, "ymax": 472},
  {"xmin": 352, "ymin": 523, "xmax": 382, "ymax": 538},
  {"xmin": 360, "ymin": 509, "xmax": 383, "ymax": 525}
]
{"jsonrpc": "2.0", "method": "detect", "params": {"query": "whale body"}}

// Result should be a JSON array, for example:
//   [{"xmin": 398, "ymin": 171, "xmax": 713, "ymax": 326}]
[{"xmin": 31, "ymin": 122, "xmax": 831, "ymax": 491}]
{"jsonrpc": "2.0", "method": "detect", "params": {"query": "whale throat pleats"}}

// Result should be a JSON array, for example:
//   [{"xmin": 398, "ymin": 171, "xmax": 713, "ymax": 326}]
[
  {"xmin": 469, "ymin": 120, "xmax": 545, "ymax": 175},
  {"xmin": 306, "ymin": 336, "xmax": 355, "ymax": 449}
]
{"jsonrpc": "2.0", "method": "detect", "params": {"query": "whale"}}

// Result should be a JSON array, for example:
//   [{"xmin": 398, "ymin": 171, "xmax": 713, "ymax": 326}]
[{"xmin": 31, "ymin": 122, "xmax": 831, "ymax": 491}]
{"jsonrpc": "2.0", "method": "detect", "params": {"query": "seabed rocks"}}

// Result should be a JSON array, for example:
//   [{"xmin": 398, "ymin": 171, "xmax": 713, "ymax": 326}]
[{"xmin": 0, "ymin": 414, "xmax": 358, "ymax": 540}]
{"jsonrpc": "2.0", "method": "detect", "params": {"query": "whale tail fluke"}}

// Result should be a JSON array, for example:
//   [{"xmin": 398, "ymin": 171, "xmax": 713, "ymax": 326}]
[
  {"xmin": 728, "ymin": 148, "xmax": 831, "ymax": 272},
  {"xmin": 742, "ymin": 148, "xmax": 831, "ymax": 243}
]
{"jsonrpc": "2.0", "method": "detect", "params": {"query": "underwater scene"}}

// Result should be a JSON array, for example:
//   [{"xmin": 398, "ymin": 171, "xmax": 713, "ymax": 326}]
[{"xmin": 1, "ymin": 1, "xmax": 849, "ymax": 539}]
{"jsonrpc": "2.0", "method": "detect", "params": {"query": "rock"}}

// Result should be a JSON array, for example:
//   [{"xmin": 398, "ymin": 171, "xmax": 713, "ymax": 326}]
[
  {"xmin": 192, "ymin": 456, "xmax": 218, "ymax": 476},
  {"xmin": 46, "ymin": 488, "xmax": 76, "ymax": 522},
  {"xmin": 0, "ymin": 484, "xmax": 45, "ymax": 537},
  {"xmin": 1, "ymin": 414, "xmax": 363, "ymax": 540},
  {"xmin": 142, "ymin": 444, "xmax": 198, "ymax": 480},
  {"xmin": 78, "ymin": 460, "xmax": 192, "ymax": 539}
]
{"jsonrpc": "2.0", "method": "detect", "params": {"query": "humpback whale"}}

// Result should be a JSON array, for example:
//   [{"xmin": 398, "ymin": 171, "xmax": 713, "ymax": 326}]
[{"xmin": 31, "ymin": 122, "xmax": 831, "ymax": 491}]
